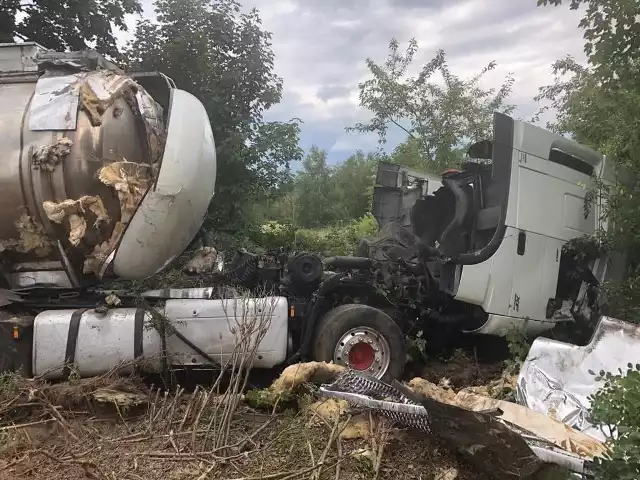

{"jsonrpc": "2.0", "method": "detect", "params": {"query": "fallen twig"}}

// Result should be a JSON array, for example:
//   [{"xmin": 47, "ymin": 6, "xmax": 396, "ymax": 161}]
[{"xmin": 0, "ymin": 418, "xmax": 54, "ymax": 431}]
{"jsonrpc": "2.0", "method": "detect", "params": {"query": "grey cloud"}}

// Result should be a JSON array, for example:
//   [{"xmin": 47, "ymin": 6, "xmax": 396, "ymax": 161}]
[
  {"xmin": 122, "ymin": 0, "xmax": 588, "ymax": 164},
  {"xmin": 316, "ymin": 85, "xmax": 351, "ymax": 101}
]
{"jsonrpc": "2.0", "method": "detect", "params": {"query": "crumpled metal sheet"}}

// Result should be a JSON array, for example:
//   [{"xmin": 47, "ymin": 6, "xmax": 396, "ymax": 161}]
[
  {"xmin": 29, "ymin": 74, "xmax": 83, "ymax": 131},
  {"xmin": 319, "ymin": 370, "xmax": 592, "ymax": 479},
  {"xmin": 37, "ymin": 49, "xmax": 123, "ymax": 74},
  {"xmin": 29, "ymin": 61, "xmax": 164, "ymax": 136},
  {"xmin": 517, "ymin": 316, "xmax": 640, "ymax": 442}
]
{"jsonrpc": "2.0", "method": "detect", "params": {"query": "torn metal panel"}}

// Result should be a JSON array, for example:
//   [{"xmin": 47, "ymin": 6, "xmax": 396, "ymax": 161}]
[
  {"xmin": 31, "ymin": 137, "xmax": 73, "ymax": 171},
  {"xmin": 84, "ymin": 71, "xmax": 130, "ymax": 101},
  {"xmin": 28, "ymin": 74, "xmax": 83, "ymax": 131},
  {"xmin": 36, "ymin": 49, "xmax": 123, "ymax": 74},
  {"xmin": 42, "ymin": 196, "xmax": 110, "ymax": 247},
  {"xmin": 516, "ymin": 316, "xmax": 640, "ymax": 442},
  {"xmin": 112, "ymin": 89, "xmax": 217, "ymax": 280},
  {"xmin": 135, "ymin": 89, "xmax": 165, "ymax": 164}
]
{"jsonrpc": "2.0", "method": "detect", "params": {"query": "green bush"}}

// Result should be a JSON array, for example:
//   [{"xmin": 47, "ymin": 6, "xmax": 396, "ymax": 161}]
[
  {"xmin": 250, "ymin": 213, "xmax": 379, "ymax": 257},
  {"xmin": 296, "ymin": 213, "xmax": 378, "ymax": 256},
  {"xmin": 251, "ymin": 221, "xmax": 296, "ymax": 250},
  {"xmin": 590, "ymin": 364, "xmax": 640, "ymax": 479}
]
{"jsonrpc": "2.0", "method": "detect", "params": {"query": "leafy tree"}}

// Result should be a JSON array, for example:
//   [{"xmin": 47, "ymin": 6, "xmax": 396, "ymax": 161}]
[
  {"xmin": 348, "ymin": 38, "xmax": 515, "ymax": 174},
  {"xmin": 535, "ymin": 1, "xmax": 640, "ymax": 257},
  {"xmin": 125, "ymin": 0, "xmax": 303, "ymax": 230},
  {"xmin": 538, "ymin": 0, "xmax": 640, "ymax": 81},
  {"xmin": 0, "ymin": 0, "xmax": 141, "ymax": 59},
  {"xmin": 386, "ymin": 136, "xmax": 464, "ymax": 173},
  {"xmin": 293, "ymin": 147, "xmax": 340, "ymax": 228},
  {"xmin": 332, "ymin": 151, "xmax": 379, "ymax": 220}
]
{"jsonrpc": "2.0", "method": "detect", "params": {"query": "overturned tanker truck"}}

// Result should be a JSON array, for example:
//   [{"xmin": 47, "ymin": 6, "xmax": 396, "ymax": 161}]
[{"xmin": 0, "ymin": 43, "xmax": 628, "ymax": 383}]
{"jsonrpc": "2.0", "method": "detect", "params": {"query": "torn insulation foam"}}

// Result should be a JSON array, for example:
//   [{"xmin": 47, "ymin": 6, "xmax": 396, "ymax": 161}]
[
  {"xmin": 43, "ymin": 196, "xmax": 110, "ymax": 247},
  {"xmin": 31, "ymin": 138, "xmax": 73, "ymax": 172}
]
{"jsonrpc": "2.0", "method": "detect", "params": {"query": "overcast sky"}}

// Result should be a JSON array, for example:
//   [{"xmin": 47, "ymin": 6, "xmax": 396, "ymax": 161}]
[{"xmin": 122, "ymin": 0, "xmax": 587, "ymax": 164}]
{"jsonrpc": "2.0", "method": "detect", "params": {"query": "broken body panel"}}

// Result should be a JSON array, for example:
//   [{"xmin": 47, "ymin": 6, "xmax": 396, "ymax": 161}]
[{"xmin": 372, "ymin": 113, "xmax": 626, "ymax": 335}]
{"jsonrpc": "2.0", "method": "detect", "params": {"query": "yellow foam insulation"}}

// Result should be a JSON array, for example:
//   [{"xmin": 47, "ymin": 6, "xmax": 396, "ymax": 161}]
[
  {"xmin": 98, "ymin": 160, "xmax": 152, "ymax": 224},
  {"xmin": 408, "ymin": 377, "xmax": 457, "ymax": 404},
  {"xmin": 80, "ymin": 160, "xmax": 153, "ymax": 276},
  {"xmin": 340, "ymin": 414, "xmax": 372, "ymax": 440},
  {"xmin": 105, "ymin": 293, "xmax": 122, "ymax": 306},
  {"xmin": 32, "ymin": 137, "xmax": 73, "ymax": 172},
  {"xmin": 460, "ymin": 372, "xmax": 518, "ymax": 398},
  {"xmin": 305, "ymin": 400, "xmax": 381, "ymax": 440},
  {"xmin": 80, "ymin": 84, "xmax": 106, "ymax": 126},
  {"xmin": 13, "ymin": 213, "xmax": 52, "ymax": 257},
  {"xmin": 306, "ymin": 398, "xmax": 349, "ymax": 426},
  {"xmin": 43, "ymin": 196, "xmax": 110, "ymax": 247},
  {"xmin": 271, "ymin": 362, "xmax": 345, "ymax": 395}
]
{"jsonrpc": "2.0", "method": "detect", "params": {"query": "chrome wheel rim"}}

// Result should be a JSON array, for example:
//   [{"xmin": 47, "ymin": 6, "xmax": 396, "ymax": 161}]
[{"xmin": 333, "ymin": 326, "xmax": 391, "ymax": 379}]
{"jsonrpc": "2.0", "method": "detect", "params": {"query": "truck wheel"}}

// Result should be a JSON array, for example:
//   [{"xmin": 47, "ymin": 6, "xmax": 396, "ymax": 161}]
[{"xmin": 312, "ymin": 304, "xmax": 406, "ymax": 381}]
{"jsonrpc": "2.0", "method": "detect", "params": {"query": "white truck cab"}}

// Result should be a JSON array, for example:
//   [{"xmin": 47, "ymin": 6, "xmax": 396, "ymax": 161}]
[{"xmin": 372, "ymin": 112, "xmax": 627, "ymax": 336}]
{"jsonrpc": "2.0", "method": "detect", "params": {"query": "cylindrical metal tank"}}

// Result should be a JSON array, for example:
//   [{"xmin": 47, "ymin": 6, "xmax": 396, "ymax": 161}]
[
  {"xmin": 32, "ymin": 308, "xmax": 163, "ymax": 379},
  {"xmin": 0, "ymin": 44, "xmax": 217, "ymax": 289},
  {"xmin": 0, "ymin": 45, "xmax": 171, "ymax": 288}
]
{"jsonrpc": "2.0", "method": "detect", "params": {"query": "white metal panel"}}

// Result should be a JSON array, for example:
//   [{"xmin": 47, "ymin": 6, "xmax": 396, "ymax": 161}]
[
  {"xmin": 164, "ymin": 296, "xmax": 289, "ymax": 368},
  {"xmin": 28, "ymin": 74, "xmax": 83, "ymax": 131},
  {"xmin": 512, "ymin": 118, "xmax": 603, "ymax": 171},
  {"xmin": 33, "ymin": 309, "xmax": 163, "ymax": 379},
  {"xmin": 563, "ymin": 193, "xmax": 595, "ymax": 234},
  {"xmin": 455, "ymin": 226, "xmax": 518, "ymax": 317},
  {"xmin": 468, "ymin": 314, "xmax": 556, "ymax": 336},
  {"xmin": 517, "ymin": 316, "xmax": 640, "ymax": 442},
  {"xmin": 113, "ymin": 89, "xmax": 217, "ymax": 279},
  {"xmin": 513, "ymin": 156, "xmax": 596, "ymax": 241},
  {"xmin": 509, "ymin": 232, "xmax": 562, "ymax": 321}
]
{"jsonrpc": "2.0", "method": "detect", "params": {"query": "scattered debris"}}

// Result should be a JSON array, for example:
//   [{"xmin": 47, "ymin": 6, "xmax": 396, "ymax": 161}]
[
  {"xmin": 436, "ymin": 467, "xmax": 459, "ymax": 480},
  {"xmin": 183, "ymin": 246, "xmax": 220, "ymax": 274},
  {"xmin": 320, "ymin": 369, "xmax": 604, "ymax": 478},
  {"xmin": 104, "ymin": 293, "xmax": 122, "ymax": 306},
  {"xmin": 31, "ymin": 137, "xmax": 73, "ymax": 172},
  {"xmin": 92, "ymin": 388, "xmax": 147, "ymax": 407},
  {"xmin": 12, "ymin": 213, "xmax": 52, "ymax": 257},
  {"xmin": 408, "ymin": 377, "xmax": 456, "ymax": 404},
  {"xmin": 83, "ymin": 221, "xmax": 126, "ymax": 275},
  {"xmin": 43, "ymin": 195, "xmax": 110, "ymax": 246}
]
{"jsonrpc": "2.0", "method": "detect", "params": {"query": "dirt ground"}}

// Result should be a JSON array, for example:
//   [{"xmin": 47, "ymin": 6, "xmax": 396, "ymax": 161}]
[{"xmin": 0, "ymin": 374, "xmax": 482, "ymax": 480}]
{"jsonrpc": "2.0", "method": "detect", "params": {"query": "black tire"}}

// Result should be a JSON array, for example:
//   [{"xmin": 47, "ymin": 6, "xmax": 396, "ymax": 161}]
[{"xmin": 312, "ymin": 304, "xmax": 406, "ymax": 381}]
